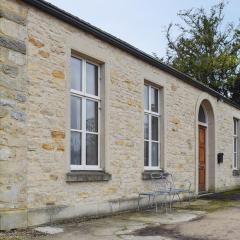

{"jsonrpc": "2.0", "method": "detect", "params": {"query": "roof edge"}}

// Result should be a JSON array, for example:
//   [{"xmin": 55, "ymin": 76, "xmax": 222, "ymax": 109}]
[{"xmin": 23, "ymin": 0, "xmax": 240, "ymax": 111}]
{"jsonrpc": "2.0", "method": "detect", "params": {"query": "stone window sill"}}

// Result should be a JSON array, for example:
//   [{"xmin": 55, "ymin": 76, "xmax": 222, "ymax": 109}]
[
  {"xmin": 66, "ymin": 171, "xmax": 111, "ymax": 182},
  {"xmin": 232, "ymin": 169, "xmax": 240, "ymax": 177},
  {"xmin": 142, "ymin": 170, "xmax": 167, "ymax": 180}
]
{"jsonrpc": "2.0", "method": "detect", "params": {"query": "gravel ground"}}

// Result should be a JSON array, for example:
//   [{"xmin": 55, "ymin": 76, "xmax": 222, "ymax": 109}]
[{"xmin": 0, "ymin": 228, "xmax": 47, "ymax": 240}]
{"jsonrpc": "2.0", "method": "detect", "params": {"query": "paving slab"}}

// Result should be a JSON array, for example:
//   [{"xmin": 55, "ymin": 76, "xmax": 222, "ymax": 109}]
[
  {"xmin": 35, "ymin": 226, "xmax": 64, "ymax": 235},
  {"xmin": 122, "ymin": 210, "xmax": 205, "ymax": 225},
  {"xmin": 32, "ymin": 209, "xmax": 205, "ymax": 240}
]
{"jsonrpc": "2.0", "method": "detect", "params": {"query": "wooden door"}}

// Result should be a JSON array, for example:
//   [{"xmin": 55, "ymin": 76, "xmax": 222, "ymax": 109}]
[{"xmin": 199, "ymin": 125, "xmax": 206, "ymax": 192}]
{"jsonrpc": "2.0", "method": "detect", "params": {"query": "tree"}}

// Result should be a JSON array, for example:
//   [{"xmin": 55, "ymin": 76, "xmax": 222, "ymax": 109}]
[{"xmin": 158, "ymin": 1, "xmax": 240, "ymax": 105}]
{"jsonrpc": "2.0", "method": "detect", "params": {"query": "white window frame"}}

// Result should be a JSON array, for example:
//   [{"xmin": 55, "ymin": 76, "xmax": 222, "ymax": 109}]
[
  {"xmin": 70, "ymin": 56, "xmax": 101, "ymax": 171},
  {"xmin": 144, "ymin": 84, "xmax": 161, "ymax": 170},
  {"xmin": 233, "ymin": 118, "xmax": 239, "ymax": 170}
]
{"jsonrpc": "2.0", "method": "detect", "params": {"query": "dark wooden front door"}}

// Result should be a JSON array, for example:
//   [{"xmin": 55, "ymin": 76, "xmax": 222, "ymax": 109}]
[{"xmin": 199, "ymin": 125, "xmax": 206, "ymax": 192}]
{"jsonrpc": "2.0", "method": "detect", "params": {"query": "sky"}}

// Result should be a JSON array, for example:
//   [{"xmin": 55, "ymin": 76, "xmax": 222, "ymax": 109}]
[{"xmin": 46, "ymin": 0, "xmax": 240, "ymax": 57}]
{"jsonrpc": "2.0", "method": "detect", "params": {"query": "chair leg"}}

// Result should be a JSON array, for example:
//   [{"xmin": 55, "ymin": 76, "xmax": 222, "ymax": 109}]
[
  {"xmin": 152, "ymin": 195, "xmax": 156, "ymax": 209},
  {"xmin": 167, "ymin": 195, "xmax": 170, "ymax": 213},
  {"xmin": 188, "ymin": 191, "xmax": 193, "ymax": 205},
  {"xmin": 172, "ymin": 192, "xmax": 175, "ymax": 202},
  {"xmin": 177, "ymin": 193, "xmax": 181, "ymax": 205},
  {"xmin": 163, "ymin": 195, "xmax": 167, "ymax": 213},
  {"xmin": 170, "ymin": 193, "xmax": 175, "ymax": 211},
  {"xmin": 155, "ymin": 196, "xmax": 158, "ymax": 213},
  {"xmin": 168, "ymin": 194, "xmax": 171, "ymax": 212},
  {"xmin": 148, "ymin": 195, "xmax": 151, "ymax": 208},
  {"xmin": 137, "ymin": 195, "xmax": 140, "ymax": 211}
]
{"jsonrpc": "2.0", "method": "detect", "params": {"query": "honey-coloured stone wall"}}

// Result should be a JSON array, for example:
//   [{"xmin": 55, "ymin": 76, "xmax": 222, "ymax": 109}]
[{"xmin": 0, "ymin": 0, "xmax": 240, "ymax": 230}]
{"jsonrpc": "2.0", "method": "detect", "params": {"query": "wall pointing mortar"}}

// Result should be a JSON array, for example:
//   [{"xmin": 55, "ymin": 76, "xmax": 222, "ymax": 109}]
[
  {"xmin": 0, "ymin": 0, "xmax": 240, "ymax": 231},
  {"xmin": 0, "ymin": 0, "xmax": 28, "ymax": 230}
]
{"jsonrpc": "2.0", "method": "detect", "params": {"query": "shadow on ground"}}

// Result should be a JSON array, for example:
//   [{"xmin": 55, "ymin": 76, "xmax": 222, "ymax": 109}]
[
  {"xmin": 132, "ymin": 224, "xmax": 212, "ymax": 240},
  {"xmin": 200, "ymin": 188, "xmax": 240, "ymax": 201}
]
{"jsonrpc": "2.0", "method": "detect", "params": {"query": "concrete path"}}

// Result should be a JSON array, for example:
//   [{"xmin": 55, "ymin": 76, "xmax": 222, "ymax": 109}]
[
  {"xmin": 33, "ymin": 201, "xmax": 240, "ymax": 240},
  {"xmin": 33, "ymin": 210, "xmax": 205, "ymax": 240},
  {"xmin": 2, "ymin": 195, "xmax": 240, "ymax": 240}
]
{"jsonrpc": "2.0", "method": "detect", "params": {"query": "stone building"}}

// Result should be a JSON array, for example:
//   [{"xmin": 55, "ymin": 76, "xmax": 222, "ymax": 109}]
[{"xmin": 0, "ymin": 0, "xmax": 240, "ymax": 230}]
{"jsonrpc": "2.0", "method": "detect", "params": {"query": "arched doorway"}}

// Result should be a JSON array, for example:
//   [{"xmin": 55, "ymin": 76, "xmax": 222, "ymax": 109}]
[{"xmin": 197, "ymin": 100, "xmax": 215, "ymax": 193}]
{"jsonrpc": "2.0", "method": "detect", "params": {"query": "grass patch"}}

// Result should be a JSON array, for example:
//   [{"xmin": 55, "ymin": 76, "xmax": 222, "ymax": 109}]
[
  {"xmin": 222, "ymin": 188, "xmax": 240, "ymax": 195},
  {"xmin": 184, "ymin": 200, "xmax": 236, "ymax": 212},
  {"xmin": 0, "ymin": 228, "xmax": 47, "ymax": 240},
  {"xmin": 0, "ymin": 237, "xmax": 25, "ymax": 240},
  {"xmin": 174, "ymin": 190, "xmax": 240, "ymax": 213},
  {"xmin": 173, "ymin": 189, "xmax": 240, "ymax": 213}
]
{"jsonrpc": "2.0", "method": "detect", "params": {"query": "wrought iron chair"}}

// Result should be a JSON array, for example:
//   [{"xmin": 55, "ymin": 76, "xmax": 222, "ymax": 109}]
[
  {"xmin": 137, "ymin": 173, "xmax": 172, "ymax": 212},
  {"xmin": 151, "ymin": 173, "xmax": 173, "ymax": 212},
  {"xmin": 166, "ymin": 173, "xmax": 194, "ymax": 205}
]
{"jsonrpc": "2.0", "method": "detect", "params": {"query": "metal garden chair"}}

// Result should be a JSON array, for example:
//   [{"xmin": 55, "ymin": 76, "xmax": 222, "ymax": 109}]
[
  {"xmin": 166, "ymin": 173, "xmax": 194, "ymax": 205},
  {"xmin": 137, "ymin": 173, "xmax": 172, "ymax": 212}
]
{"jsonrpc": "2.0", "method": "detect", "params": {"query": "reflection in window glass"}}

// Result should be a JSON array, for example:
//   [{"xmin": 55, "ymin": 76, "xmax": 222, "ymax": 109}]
[
  {"xmin": 144, "ymin": 141, "xmax": 149, "ymax": 166},
  {"xmin": 71, "ymin": 132, "xmax": 81, "ymax": 165},
  {"xmin": 71, "ymin": 57, "xmax": 82, "ymax": 91},
  {"xmin": 151, "ymin": 87, "xmax": 158, "ymax": 112},
  {"xmin": 86, "ymin": 134, "xmax": 98, "ymax": 165},
  {"xmin": 86, "ymin": 63, "xmax": 98, "ymax": 96},
  {"xmin": 86, "ymin": 100, "xmax": 98, "ymax": 132},
  {"xmin": 151, "ymin": 143, "xmax": 158, "ymax": 166},
  {"xmin": 144, "ymin": 85, "xmax": 149, "ymax": 110},
  {"xmin": 71, "ymin": 96, "xmax": 82, "ymax": 130},
  {"xmin": 144, "ymin": 114, "xmax": 149, "ymax": 140},
  {"xmin": 198, "ymin": 105, "xmax": 206, "ymax": 123},
  {"xmin": 234, "ymin": 119, "xmax": 237, "ymax": 135},
  {"xmin": 151, "ymin": 116, "xmax": 158, "ymax": 141}
]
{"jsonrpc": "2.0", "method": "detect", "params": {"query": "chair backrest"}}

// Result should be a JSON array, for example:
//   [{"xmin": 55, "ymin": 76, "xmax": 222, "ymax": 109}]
[
  {"xmin": 166, "ymin": 173, "xmax": 192, "ymax": 191},
  {"xmin": 166, "ymin": 173, "xmax": 176, "ymax": 188},
  {"xmin": 184, "ymin": 179, "xmax": 192, "ymax": 191},
  {"xmin": 150, "ymin": 173, "xmax": 170, "ymax": 192}
]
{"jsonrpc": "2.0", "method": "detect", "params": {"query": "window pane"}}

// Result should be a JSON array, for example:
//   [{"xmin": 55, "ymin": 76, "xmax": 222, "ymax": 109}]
[
  {"xmin": 234, "ymin": 119, "xmax": 238, "ymax": 135},
  {"xmin": 151, "ymin": 116, "xmax": 159, "ymax": 141},
  {"xmin": 86, "ymin": 63, "xmax": 98, "ymax": 96},
  {"xmin": 151, "ymin": 87, "xmax": 158, "ymax": 112},
  {"xmin": 144, "ymin": 141, "xmax": 149, "ymax": 166},
  {"xmin": 71, "ymin": 131, "xmax": 81, "ymax": 165},
  {"xmin": 234, "ymin": 138, "xmax": 237, "ymax": 152},
  {"xmin": 234, "ymin": 153, "xmax": 237, "ymax": 168},
  {"xmin": 71, "ymin": 96, "xmax": 82, "ymax": 130},
  {"xmin": 86, "ymin": 134, "xmax": 98, "ymax": 165},
  {"xmin": 198, "ymin": 105, "xmax": 206, "ymax": 123},
  {"xmin": 86, "ymin": 100, "xmax": 98, "ymax": 132},
  {"xmin": 152, "ymin": 142, "xmax": 159, "ymax": 166},
  {"xmin": 144, "ymin": 85, "xmax": 149, "ymax": 110},
  {"xmin": 144, "ymin": 114, "xmax": 149, "ymax": 139},
  {"xmin": 71, "ymin": 57, "xmax": 82, "ymax": 91}
]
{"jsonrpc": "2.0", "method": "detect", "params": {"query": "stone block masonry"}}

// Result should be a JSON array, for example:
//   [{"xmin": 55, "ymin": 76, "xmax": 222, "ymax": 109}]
[
  {"xmin": 0, "ymin": 0, "xmax": 240, "ymax": 230},
  {"xmin": 0, "ymin": 0, "xmax": 28, "ymax": 230}
]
